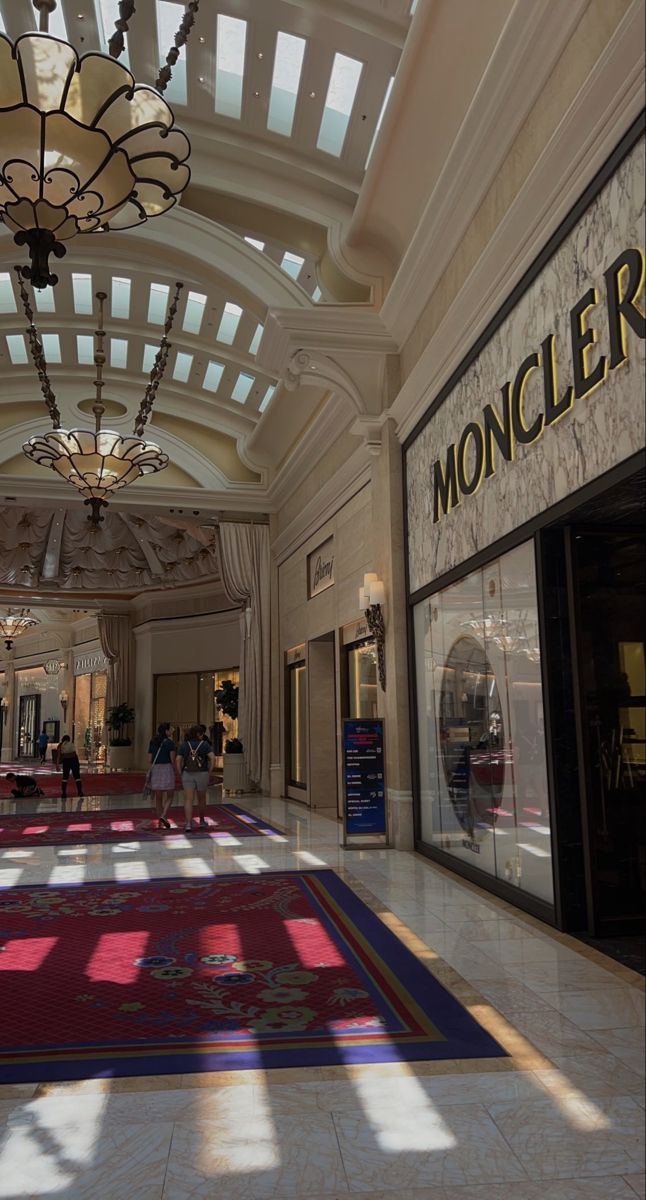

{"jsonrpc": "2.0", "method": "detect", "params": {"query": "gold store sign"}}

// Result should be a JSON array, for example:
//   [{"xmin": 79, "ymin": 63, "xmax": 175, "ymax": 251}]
[{"xmin": 433, "ymin": 246, "xmax": 645, "ymax": 522}]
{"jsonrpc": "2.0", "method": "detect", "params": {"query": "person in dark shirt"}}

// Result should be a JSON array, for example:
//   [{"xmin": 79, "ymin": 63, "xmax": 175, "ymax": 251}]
[{"xmin": 5, "ymin": 773, "xmax": 44, "ymax": 798}]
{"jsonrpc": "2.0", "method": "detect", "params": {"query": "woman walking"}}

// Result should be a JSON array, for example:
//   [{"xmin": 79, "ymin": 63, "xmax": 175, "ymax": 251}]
[
  {"xmin": 177, "ymin": 724, "xmax": 216, "ymax": 832},
  {"xmin": 59, "ymin": 736, "xmax": 83, "ymax": 807},
  {"xmin": 147, "ymin": 722, "xmax": 177, "ymax": 829}
]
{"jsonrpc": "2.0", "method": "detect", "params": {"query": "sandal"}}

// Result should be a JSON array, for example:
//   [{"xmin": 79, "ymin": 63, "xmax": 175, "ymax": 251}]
[
  {"xmin": 159, "ymin": 816, "xmax": 171, "ymax": 830},
  {"xmin": 184, "ymin": 822, "xmax": 193, "ymax": 833}
]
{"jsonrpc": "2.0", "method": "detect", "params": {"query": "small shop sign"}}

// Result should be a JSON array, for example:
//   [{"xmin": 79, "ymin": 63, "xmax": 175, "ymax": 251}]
[{"xmin": 308, "ymin": 537, "xmax": 335, "ymax": 598}]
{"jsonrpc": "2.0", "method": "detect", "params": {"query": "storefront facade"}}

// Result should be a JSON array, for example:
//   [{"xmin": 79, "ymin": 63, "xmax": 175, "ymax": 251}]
[{"xmin": 405, "ymin": 120, "xmax": 645, "ymax": 932}]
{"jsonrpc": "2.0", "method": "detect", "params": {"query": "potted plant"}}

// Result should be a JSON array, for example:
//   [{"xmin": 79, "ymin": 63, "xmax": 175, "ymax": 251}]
[
  {"xmin": 216, "ymin": 681, "xmax": 246, "ymax": 794},
  {"xmin": 106, "ymin": 702, "xmax": 135, "ymax": 771}
]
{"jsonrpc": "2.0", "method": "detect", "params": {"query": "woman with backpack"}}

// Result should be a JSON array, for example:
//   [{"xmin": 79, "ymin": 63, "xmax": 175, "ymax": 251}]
[
  {"xmin": 147, "ymin": 722, "xmax": 177, "ymax": 829},
  {"xmin": 176, "ymin": 724, "xmax": 216, "ymax": 833}
]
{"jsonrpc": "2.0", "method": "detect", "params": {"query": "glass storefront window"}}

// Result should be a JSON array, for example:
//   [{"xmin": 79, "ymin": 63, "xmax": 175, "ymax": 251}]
[
  {"xmin": 16, "ymin": 667, "xmax": 64, "ymax": 759},
  {"xmin": 414, "ymin": 540, "xmax": 553, "ymax": 905},
  {"xmin": 73, "ymin": 671, "xmax": 107, "ymax": 762},
  {"xmin": 289, "ymin": 663, "xmax": 307, "ymax": 786},
  {"xmin": 348, "ymin": 640, "xmax": 378, "ymax": 719}
]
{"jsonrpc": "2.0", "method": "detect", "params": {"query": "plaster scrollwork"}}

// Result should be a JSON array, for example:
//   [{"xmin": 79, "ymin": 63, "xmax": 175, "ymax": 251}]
[{"xmin": 283, "ymin": 350, "xmax": 366, "ymax": 415}]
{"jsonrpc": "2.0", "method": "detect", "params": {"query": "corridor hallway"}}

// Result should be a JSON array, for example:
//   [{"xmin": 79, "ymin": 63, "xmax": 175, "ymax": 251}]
[{"xmin": 0, "ymin": 794, "xmax": 643, "ymax": 1199}]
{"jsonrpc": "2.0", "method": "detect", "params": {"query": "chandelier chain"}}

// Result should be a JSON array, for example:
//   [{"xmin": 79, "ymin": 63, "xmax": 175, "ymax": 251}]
[
  {"xmin": 156, "ymin": 1, "xmax": 201, "ymax": 94},
  {"xmin": 134, "ymin": 282, "xmax": 183, "ymax": 436},
  {"xmin": 92, "ymin": 292, "xmax": 108, "ymax": 433},
  {"xmin": 108, "ymin": 1, "xmax": 137, "ymax": 59},
  {"xmin": 14, "ymin": 267, "xmax": 61, "ymax": 430}
]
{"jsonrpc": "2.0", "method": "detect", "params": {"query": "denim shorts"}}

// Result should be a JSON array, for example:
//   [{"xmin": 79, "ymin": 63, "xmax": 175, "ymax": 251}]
[{"xmin": 182, "ymin": 771, "xmax": 209, "ymax": 792}]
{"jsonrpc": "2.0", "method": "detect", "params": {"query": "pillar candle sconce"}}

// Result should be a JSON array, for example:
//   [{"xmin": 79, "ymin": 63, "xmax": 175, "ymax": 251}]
[
  {"xmin": 359, "ymin": 573, "xmax": 386, "ymax": 691},
  {"xmin": 0, "ymin": 696, "xmax": 8, "ymax": 724},
  {"xmin": 59, "ymin": 690, "xmax": 69, "ymax": 722}
]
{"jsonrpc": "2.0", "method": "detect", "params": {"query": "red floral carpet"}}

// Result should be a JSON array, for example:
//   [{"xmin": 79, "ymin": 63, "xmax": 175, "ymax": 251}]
[
  {"xmin": 3, "ymin": 772, "xmax": 147, "ymax": 797},
  {"xmin": 0, "ymin": 804, "xmax": 282, "ymax": 847},
  {"xmin": 0, "ymin": 870, "xmax": 506, "ymax": 1082}
]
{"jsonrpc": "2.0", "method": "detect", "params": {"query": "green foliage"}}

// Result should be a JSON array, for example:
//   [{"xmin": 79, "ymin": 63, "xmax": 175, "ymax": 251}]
[
  {"xmin": 224, "ymin": 737, "xmax": 243, "ymax": 754},
  {"xmin": 215, "ymin": 680, "xmax": 239, "ymax": 720},
  {"xmin": 106, "ymin": 703, "xmax": 135, "ymax": 746}
]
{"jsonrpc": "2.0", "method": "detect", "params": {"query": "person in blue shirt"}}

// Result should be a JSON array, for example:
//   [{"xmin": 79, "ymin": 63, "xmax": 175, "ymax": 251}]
[
  {"xmin": 37, "ymin": 728, "xmax": 49, "ymax": 764},
  {"xmin": 177, "ymin": 724, "xmax": 216, "ymax": 832},
  {"xmin": 147, "ymin": 722, "xmax": 178, "ymax": 829}
]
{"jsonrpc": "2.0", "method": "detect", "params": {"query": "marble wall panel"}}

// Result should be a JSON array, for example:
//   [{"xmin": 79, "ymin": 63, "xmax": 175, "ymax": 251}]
[{"xmin": 406, "ymin": 136, "xmax": 645, "ymax": 594}]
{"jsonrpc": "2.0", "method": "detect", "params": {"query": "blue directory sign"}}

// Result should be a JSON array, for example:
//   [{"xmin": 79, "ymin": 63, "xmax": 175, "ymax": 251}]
[{"xmin": 343, "ymin": 719, "xmax": 387, "ymax": 840}]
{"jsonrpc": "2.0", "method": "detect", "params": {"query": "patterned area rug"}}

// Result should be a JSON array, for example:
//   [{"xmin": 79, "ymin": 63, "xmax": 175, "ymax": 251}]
[
  {"xmin": 2, "ymin": 771, "xmax": 148, "ymax": 797},
  {"xmin": 0, "ymin": 804, "xmax": 283, "ymax": 847},
  {"xmin": 0, "ymin": 870, "xmax": 506, "ymax": 1082}
]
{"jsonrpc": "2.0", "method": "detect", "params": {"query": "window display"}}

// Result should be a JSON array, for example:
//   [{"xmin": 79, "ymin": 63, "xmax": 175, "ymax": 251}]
[
  {"xmin": 288, "ymin": 662, "xmax": 307, "ymax": 787},
  {"xmin": 347, "ymin": 640, "xmax": 378, "ymax": 719},
  {"xmin": 414, "ymin": 540, "xmax": 553, "ymax": 905}
]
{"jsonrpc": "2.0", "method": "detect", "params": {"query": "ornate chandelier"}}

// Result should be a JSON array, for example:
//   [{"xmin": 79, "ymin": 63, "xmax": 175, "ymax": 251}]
[
  {"xmin": 18, "ymin": 271, "xmax": 182, "ymax": 524},
  {"xmin": 0, "ymin": 0, "xmax": 199, "ymax": 289},
  {"xmin": 0, "ymin": 608, "xmax": 39, "ymax": 650}
]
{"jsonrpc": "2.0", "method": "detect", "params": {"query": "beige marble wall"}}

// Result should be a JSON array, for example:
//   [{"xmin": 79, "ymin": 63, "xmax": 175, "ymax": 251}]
[{"xmin": 401, "ymin": 0, "xmax": 634, "ymax": 382}]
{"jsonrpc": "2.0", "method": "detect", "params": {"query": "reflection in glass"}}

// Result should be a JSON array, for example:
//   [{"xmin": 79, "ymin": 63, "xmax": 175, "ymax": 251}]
[
  {"xmin": 414, "ymin": 540, "xmax": 553, "ymax": 905},
  {"xmin": 348, "ymin": 640, "xmax": 378, "ymax": 718},
  {"xmin": 289, "ymin": 664, "xmax": 307, "ymax": 786}
]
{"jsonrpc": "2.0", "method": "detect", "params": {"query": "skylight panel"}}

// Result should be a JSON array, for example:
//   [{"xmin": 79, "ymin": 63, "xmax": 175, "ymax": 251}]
[
  {"xmin": 72, "ymin": 273, "xmax": 93, "ymax": 315},
  {"xmin": 231, "ymin": 371, "xmax": 254, "ymax": 404},
  {"xmin": 365, "ymin": 76, "xmax": 394, "ymax": 169},
  {"xmin": 183, "ymin": 290, "xmax": 207, "ymax": 335},
  {"xmin": 249, "ymin": 324, "xmax": 263, "ymax": 355},
  {"xmin": 110, "ymin": 338, "xmax": 128, "ymax": 369},
  {"xmin": 0, "ymin": 12, "xmax": 5, "ymax": 34},
  {"xmin": 410, "ymin": 0, "xmax": 419, "ymax": 13},
  {"xmin": 156, "ymin": 1, "xmax": 187, "ymax": 105},
  {"xmin": 6, "ymin": 335, "xmax": 28, "ymax": 365},
  {"xmin": 311, "ymin": 286, "xmax": 322, "ymax": 303},
  {"xmin": 245, "ymin": 237, "xmax": 265, "ymax": 252},
  {"xmin": 215, "ymin": 14, "xmax": 247, "ymax": 119},
  {"xmin": 317, "ymin": 53, "xmax": 363, "ymax": 156},
  {"xmin": 259, "ymin": 384, "xmax": 276, "ymax": 413},
  {"xmin": 204, "ymin": 361, "xmax": 225, "ymax": 392},
  {"xmin": 148, "ymin": 282, "xmax": 169, "ymax": 325},
  {"xmin": 95, "ymin": 0, "xmax": 130, "ymax": 64},
  {"xmin": 0, "ymin": 274, "xmax": 16, "ymax": 314},
  {"xmin": 173, "ymin": 351, "xmax": 193, "ymax": 383},
  {"xmin": 216, "ymin": 302, "xmax": 242, "ymax": 345},
  {"xmin": 34, "ymin": 285, "xmax": 55, "ymax": 313},
  {"xmin": 267, "ymin": 31, "xmax": 306, "ymax": 137},
  {"xmin": 111, "ymin": 276, "xmax": 131, "ymax": 320},
  {"xmin": 281, "ymin": 252, "xmax": 305, "ymax": 281},
  {"xmin": 77, "ymin": 335, "xmax": 95, "ymax": 364},
  {"xmin": 143, "ymin": 344, "xmax": 159, "ymax": 373},
  {"xmin": 48, "ymin": 3, "xmax": 68, "ymax": 39},
  {"xmin": 40, "ymin": 334, "xmax": 61, "ymax": 363}
]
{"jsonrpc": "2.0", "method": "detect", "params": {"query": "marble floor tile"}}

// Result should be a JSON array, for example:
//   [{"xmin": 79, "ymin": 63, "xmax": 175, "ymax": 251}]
[
  {"xmin": 332, "ymin": 1102, "xmax": 528, "ymax": 1189},
  {"xmin": 473, "ymin": 979, "xmax": 557, "ymax": 1015},
  {"xmin": 500, "ymin": 957, "xmax": 625, "ymax": 993},
  {"xmin": 0, "ymin": 1115, "xmax": 173, "ymax": 1199},
  {"xmin": 624, "ymin": 1175, "xmax": 646, "ymax": 1198},
  {"xmin": 494, "ymin": 1010, "xmax": 613, "ymax": 1059},
  {"xmin": 587, "ymin": 1028, "xmax": 646, "ymax": 1074},
  {"xmin": 538, "ymin": 988, "xmax": 645, "ymax": 1030},
  {"xmin": 487, "ymin": 1095, "xmax": 645, "ymax": 1179},
  {"xmin": 162, "ymin": 1111, "xmax": 349, "ymax": 1198},
  {"xmin": 264, "ymin": 1183, "xmax": 643, "ymax": 1200},
  {"xmin": 533, "ymin": 1053, "xmax": 646, "ymax": 1100}
]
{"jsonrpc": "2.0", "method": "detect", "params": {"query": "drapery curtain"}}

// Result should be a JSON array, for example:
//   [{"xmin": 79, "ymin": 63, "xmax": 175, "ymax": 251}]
[
  {"xmin": 218, "ymin": 524, "xmax": 270, "ymax": 792},
  {"xmin": 97, "ymin": 613, "xmax": 132, "ymax": 717}
]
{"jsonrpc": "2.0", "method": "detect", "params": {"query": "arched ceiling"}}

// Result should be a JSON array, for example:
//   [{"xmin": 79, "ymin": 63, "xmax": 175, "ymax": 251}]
[{"xmin": 0, "ymin": 0, "xmax": 415, "ymax": 529}]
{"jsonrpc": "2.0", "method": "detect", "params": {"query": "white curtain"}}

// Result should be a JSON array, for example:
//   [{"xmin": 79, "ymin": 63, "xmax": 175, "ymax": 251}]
[
  {"xmin": 97, "ymin": 613, "xmax": 132, "ymax": 716},
  {"xmin": 218, "ymin": 524, "xmax": 270, "ymax": 792}
]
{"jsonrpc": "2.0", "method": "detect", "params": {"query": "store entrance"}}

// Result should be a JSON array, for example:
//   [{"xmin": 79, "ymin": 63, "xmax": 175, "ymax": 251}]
[
  {"xmin": 17, "ymin": 694, "xmax": 40, "ymax": 759},
  {"xmin": 567, "ymin": 471, "xmax": 646, "ymax": 959}
]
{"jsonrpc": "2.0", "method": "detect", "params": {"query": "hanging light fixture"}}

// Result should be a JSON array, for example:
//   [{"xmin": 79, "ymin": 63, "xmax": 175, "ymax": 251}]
[
  {"xmin": 0, "ymin": 0, "xmax": 199, "ymax": 289},
  {"xmin": 19, "ymin": 271, "xmax": 182, "ymax": 525},
  {"xmin": 0, "ymin": 608, "xmax": 39, "ymax": 650}
]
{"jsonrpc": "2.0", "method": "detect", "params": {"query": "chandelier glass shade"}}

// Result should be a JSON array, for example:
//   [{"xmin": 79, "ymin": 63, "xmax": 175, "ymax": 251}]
[
  {"xmin": 0, "ymin": 32, "xmax": 190, "ymax": 288},
  {"xmin": 0, "ymin": 608, "xmax": 39, "ymax": 648},
  {"xmin": 24, "ymin": 429, "xmax": 169, "ymax": 503}
]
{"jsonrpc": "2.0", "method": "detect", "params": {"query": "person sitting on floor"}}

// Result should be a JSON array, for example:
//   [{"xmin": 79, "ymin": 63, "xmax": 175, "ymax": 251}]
[{"xmin": 5, "ymin": 772, "xmax": 44, "ymax": 798}]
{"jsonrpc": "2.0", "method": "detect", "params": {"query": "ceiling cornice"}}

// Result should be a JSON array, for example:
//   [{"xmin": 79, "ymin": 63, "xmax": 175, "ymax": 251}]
[
  {"xmin": 380, "ymin": 0, "xmax": 590, "ymax": 345},
  {"xmin": 389, "ymin": 0, "xmax": 646, "ymax": 443}
]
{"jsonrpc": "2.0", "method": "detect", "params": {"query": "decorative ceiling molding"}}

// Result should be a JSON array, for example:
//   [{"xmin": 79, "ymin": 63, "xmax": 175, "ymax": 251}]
[
  {"xmin": 380, "ymin": 0, "xmax": 590, "ymax": 345},
  {"xmin": 389, "ymin": 0, "xmax": 646, "ymax": 443}
]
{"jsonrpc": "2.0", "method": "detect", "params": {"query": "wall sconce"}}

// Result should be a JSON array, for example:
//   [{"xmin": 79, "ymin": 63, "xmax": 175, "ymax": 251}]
[
  {"xmin": 0, "ymin": 695, "xmax": 8, "ymax": 724},
  {"xmin": 59, "ymin": 689, "xmax": 69, "ymax": 722},
  {"xmin": 359, "ymin": 573, "xmax": 386, "ymax": 691}
]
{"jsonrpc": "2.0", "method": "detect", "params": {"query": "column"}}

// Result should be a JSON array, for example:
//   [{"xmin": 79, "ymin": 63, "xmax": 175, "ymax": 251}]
[
  {"xmin": 1, "ymin": 659, "xmax": 15, "ymax": 764},
  {"xmin": 269, "ymin": 515, "xmax": 284, "ymax": 797},
  {"xmin": 372, "ymin": 418, "xmax": 414, "ymax": 849}
]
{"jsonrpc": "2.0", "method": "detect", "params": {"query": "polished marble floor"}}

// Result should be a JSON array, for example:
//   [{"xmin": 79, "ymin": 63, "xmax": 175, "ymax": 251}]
[{"xmin": 0, "ymin": 792, "xmax": 644, "ymax": 1200}]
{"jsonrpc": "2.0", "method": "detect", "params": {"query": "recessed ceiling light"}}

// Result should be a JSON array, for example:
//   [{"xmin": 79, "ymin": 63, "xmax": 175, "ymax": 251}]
[
  {"xmin": 257, "ymin": 51, "xmax": 264, "ymax": 59},
  {"xmin": 199, "ymin": 76, "xmax": 205, "ymax": 83},
  {"xmin": 199, "ymin": 35, "xmax": 205, "ymax": 43},
  {"xmin": 309, "ymin": 91, "xmax": 316, "ymax": 98},
  {"xmin": 253, "ymin": 90, "xmax": 260, "ymax": 97}
]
